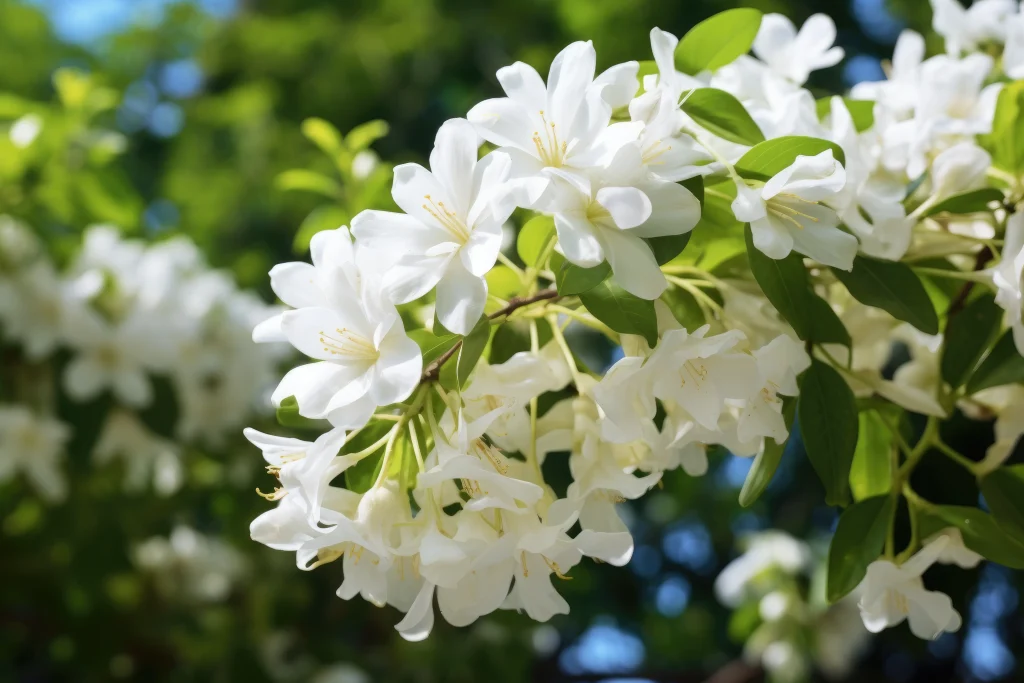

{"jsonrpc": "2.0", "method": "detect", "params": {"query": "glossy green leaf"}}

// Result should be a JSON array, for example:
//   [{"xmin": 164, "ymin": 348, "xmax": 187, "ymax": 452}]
[
  {"xmin": 485, "ymin": 264, "xmax": 521, "ymax": 302},
  {"xmin": 736, "ymin": 136, "xmax": 846, "ymax": 180},
  {"xmin": 799, "ymin": 359, "xmax": 859, "ymax": 506},
  {"xmin": 557, "ymin": 260, "xmax": 612, "ymax": 295},
  {"xmin": 966, "ymin": 330, "xmax": 1024, "ymax": 395},
  {"xmin": 745, "ymin": 224, "xmax": 813, "ymax": 340},
  {"xmin": 981, "ymin": 466, "xmax": 1024, "ymax": 540},
  {"xmin": 827, "ymin": 495, "xmax": 895, "ymax": 602},
  {"xmin": 579, "ymin": 281, "xmax": 658, "ymax": 346},
  {"xmin": 456, "ymin": 316, "xmax": 490, "ymax": 389},
  {"xmin": 646, "ymin": 232, "xmax": 692, "ymax": 266},
  {"xmin": 517, "ymin": 215, "xmax": 556, "ymax": 267},
  {"xmin": 918, "ymin": 505, "xmax": 1024, "ymax": 569},
  {"xmin": 941, "ymin": 293, "xmax": 1002, "ymax": 389},
  {"xmin": 674, "ymin": 9, "xmax": 763, "ymax": 75},
  {"xmin": 833, "ymin": 256, "xmax": 938, "ymax": 334},
  {"xmin": 808, "ymin": 294, "xmax": 851, "ymax": 347},
  {"xmin": 679, "ymin": 88, "xmax": 765, "ymax": 146},
  {"xmin": 739, "ymin": 398, "xmax": 796, "ymax": 506},
  {"xmin": 344, "ymin": 420, "xmax": 393, "ymax": 494},
  {"xmin": 408, "ymin": 329, "xmax": 459, "ymax": 367},
  {"xmin": 981, "ymin": 81, "xmax": 1024, "ymax": 174},
  {"xmin": 850, "ymin": 410, "xmax": 894, "ymax": 501},
  {"xmin": 924, "ymin": 188, "xmax": 1005, "ymax": 217}
]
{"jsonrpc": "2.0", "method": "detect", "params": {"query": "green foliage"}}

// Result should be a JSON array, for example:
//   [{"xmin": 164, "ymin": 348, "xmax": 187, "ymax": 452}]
[
  {"xmin": 833, "ymin": 257, "xmax": 939, "ymax": 335},
  {"xmin": 517, "ymin": 215, "xmax": 556, "ymax": 267},
  {"xmin": 917, "ymin": 505, "xmax": 1024, "ymax": 569},
  {"xmin": 827, "ymin": 495, "xmax": 894, "ymax": 602},
  {"xmin": 578, "ymin": 281, "xmax": 658, "ymax": 345},
  {"xmin": 815, "ymin": 97, "xmax": 875, "ymax": 131},
  {"xmin": 981, "ymin": 80, "xmax": 1024, "ymax": 174},
  {"xmin": 940, "ymin": 293, "xmax": 1002, "ymax": 389},
  {"xmin": 456, "ymin": 316, "xmax": 491, "ymax": 389},
  {"xmin": 736, "ymin": 136, "xmax": 846, "ymax": 180},
  {"xmin": 557, "ymin": 260, "xmax": 612, "ymax": 295},
  {"xmin": 679, "ymin": 88, "xmax": 765, "ymax": 146},
  {"xmin": 923, "ymin": 188, "xmax": 1005, "ymax": 217},
  {"xmin": 967, "ymin": 330, "xmax": 1024, "ymax": 394},
  {"xmin": 849, "ymin": 410, "xmax": 894, "ymax": 502},
  {"xmin": 673, "ymin": 8, "xmax": 762, "ymax": 75},
  {"xmin": 744, "ymin": 224, "xmax": 813, "ymax": 339},
  {"xmin": 799, "ymin": 359, "xmax": 859, "ymax": 506}
]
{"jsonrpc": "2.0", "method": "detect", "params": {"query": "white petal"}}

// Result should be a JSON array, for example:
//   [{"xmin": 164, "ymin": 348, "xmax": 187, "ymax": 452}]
[
  {"xmin": 600, "ymin": 228, "xmax": 667, "ymax": 299},
  {"xmin": 596, "ymin": 186, "xmax": 652, "ymax": 230},
  {"xmin": 435, "ymin": 259, "xmax": 487, "ymax": 336},
  {"xmin": 554, "ymin": 212, "xmax": 604, "ymax": 267}
]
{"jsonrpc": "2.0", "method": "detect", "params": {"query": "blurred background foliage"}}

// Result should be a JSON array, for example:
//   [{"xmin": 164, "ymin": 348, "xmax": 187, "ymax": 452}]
[{"xmin": 1, "ymin": 0, "xmax": 1019, "ymax": 682}]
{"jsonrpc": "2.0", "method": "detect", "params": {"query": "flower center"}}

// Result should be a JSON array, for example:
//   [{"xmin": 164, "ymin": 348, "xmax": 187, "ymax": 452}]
[
  {"xmin": 532, "ymin": 110, "xmax": 569, "ymax": 168},
  {"xmin": 884, "ymin": 588, "xmax": 911, "ymax": 616},
  {"xmin": 678, "ymin": 360, "xmax": 709, "ymax": 388},
  {"xmin": 642, "ymin": 139, "xmax": 673, "ymax": 166},
  {"xmin": 421, "ymin": 195, "xmax": 471, "ymax": 244},
  {"xmin": 319, "ymin": 327, "xmax": 379, "ymax": 361},
  {"xmin": 767, "ymin": 194, "xmax": 822, "ymax": 231}
]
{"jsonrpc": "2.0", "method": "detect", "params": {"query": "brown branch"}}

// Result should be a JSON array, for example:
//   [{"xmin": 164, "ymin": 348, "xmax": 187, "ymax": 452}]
[
  {"xmin": 702, "ymin": 660, "xmax": 762, "ymax": 683},
  {"xmin": 421, "ymin": 289, "xmax": 560, "ymax": 381}
]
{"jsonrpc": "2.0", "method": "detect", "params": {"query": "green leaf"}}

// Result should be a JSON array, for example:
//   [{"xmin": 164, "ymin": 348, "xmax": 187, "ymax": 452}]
[
  {"xmin": 557, "ymin": 260, "xmax": 612, "ymax": 295},
  {"xmin": 275, "ymin": 169, "xmax": 341, "ymax": 199},
  {"xmin": 799, "ymin": 359, "xmax": 859, "ymax": 506},
  {"xmin": 485, "ymin": 265, "xmax": 521, "ymax": 302},
  {"xmin": 408, "ymin": 329, "xmax": 459, "ymax": 366},
  {"xmin": 579, "ymin": 281, "xmax": 658, "ymax": 346},
  {"xmin": 679, "ymin": 88, "xmax": 765, "ymax": 146},
  {"xmin": 807, "ymin": 294, "xmax": 851, "ymax": 347},
  {"xmin": 660, "ymin": 287, "xmax": 707, "ymax": 331},
  {"xmin": 941, "ymin": 293, "xmax": 1003, "ymax": 389},
  {"xmin": 815, "ymin": 97, "xmax": 875, "ymax": 132},
  {"xmin": 275, "ymin": 395, "xmax": 330, "ymax": 431},
  {"xmin": 918, "ymin": 505, "xmax": 1024, "ymax": 569},
  {"xmin": 344, "ymin": 421, "xmax": 393, "ymax": 494},
  {"xmin": 736, "ymin": 136, "xmax": 846, "ymax": 180},
  {"xmin": 981, "ymin": 81, "xmax": 1024, "ymax": 174},
  {"xmin": 674, "ymin": 9, "xmax": 763, "ymax": 75},
  {"xmin": 980, "ymin": 466, "xmax": 1024, "ymax": 540},
  {"xmin": 832, "ymin": 256, "xmax": 938, "ymax": 335},
  {"xmin": 966, "ymin": 330, "xmax": 1024, "ymax": 394},
  {"xmin": 301, "ymin": 117, "xmax": 344, "ymax": 156},
  {"xmin": 457, "ymin": 316, "xmax": 490, "ymax": 389},
  {"xmin": 826, "ymin": 495, "xmax": 895, "ymax": 602},
  {"xmin": 745, "ymin": 224, "xmax": 813, "ymax": 340},
  {"xmin": 517, "ymin": 215, "xmax": 556, "ymax": 267},
  {"xmin": 739, "ymin": 398, "xmax": 796, "ymax": 506},
  {"xmin": 924, "ymin": 188, "xmax": 1005, "ymax": 217},
  {"xmin": 850, "ymin": 410, "xmax": 894, "ymax": 501},
  {"xmin": 345, "ymin": 119, "xmax": 390, "ymax": 153},
  {"xmin": 646, "ymin": 232, "xmax": 692, "ymax": 266}
]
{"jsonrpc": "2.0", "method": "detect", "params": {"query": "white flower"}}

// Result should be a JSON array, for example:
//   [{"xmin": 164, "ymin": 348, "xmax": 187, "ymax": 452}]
[
  {"xmin": 1004, "ymin": 12, "xmax": 1024, "ymax": 78},
  {"xmin": 351, "ymin": 119, "xmax": 514, "ymax": 334},
  {"xmin": 649, "ymin": 325, "xmax": 759, "ymax": 431},
  {"xmin": 501, "ymin": 507, "xmax": 583, "ymax": 622},
  {"xmin": 981, "ymin": 387, "xmax": 1024, "ymax": 473},
  {"xmin": 715, "ymin": 531, "xmax": 810, "ymax": 607},
  {"xmin": 262, "ymin": 228, "xmax": 422, "ymax": 429},
  {"xmin": 736, "ymin": 334, "xmax": 810, "ymax": 444},
  {"xmin": 930, "ymin": 0, "xmax": 1017, "ymax": 55},
  {"xmin": 545, "ymin": 141, "xmax": 701, "ymax": 299},
  {"xmin": 94, "ymin": 410, "xmax": 183, "ymax": 496},
  {"xmin": 857, "ymin": 535, "xmax": 963, "ymax": 640},
  {"xmin": 0, "ymin": 406, "xmax": 68, "ymax": 502},
  {"xmin": 993, "ymin": 212, "xmax": 1024, "ymax": 356},
  {"xmin": 134, "ymin": 526, "xmax": 247, "ymax": 603},
  {"xmin": 9, "ymin": 114, "xmax": 43, "ymax": 148},
  {"xmin": 752, "ymin": 13, "xmax": 844, "ymax": 85},
  {"xmin": 923, "ymin": 528, "xmax": 983, "ymax": 569},
  {"xmin": 930, "ymin": 142, "xmax": 992, "ymax": 201},
  {"xmin": 731, "ymin": 150, "xmax": 857, "ymax": 270},
  {"xmin": 244, "ymin": 427, "xmax": 349, "ymax": 523},
  {"xmin": 467, "ymin": 41, "xmax": 638, "ymax": 195},
  {"xmin": 62, "ymin": 307, "xmax": 163, "ymax": 408},
  {"xmin": 0, "ymin": 259, "xmax": 67, "ymax": 359},
  {"xmin": 851, "ymin": 30, "xmax": 925, "ymax": 117}
]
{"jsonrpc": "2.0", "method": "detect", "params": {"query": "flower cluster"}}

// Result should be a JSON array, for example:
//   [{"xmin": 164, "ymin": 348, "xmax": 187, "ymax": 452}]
[
  {"xmin": 0, "ymin": 219, "xmax": 285, "ymax": 500},
  {"xmin": 248, "ymin": 4, "xmax": 1024, "ymax": 648}
]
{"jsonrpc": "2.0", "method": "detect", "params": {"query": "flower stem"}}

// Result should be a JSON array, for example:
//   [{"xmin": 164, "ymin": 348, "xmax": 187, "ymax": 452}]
[{"xmin": 372, "ymin": 385, "xmax": 427, "ymax": 488}]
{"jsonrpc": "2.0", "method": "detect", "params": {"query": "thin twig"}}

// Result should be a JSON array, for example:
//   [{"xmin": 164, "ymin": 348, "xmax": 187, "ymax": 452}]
[{"xmin": 420, "ymin": 289, "xmax": 560, "ymax": 381}]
